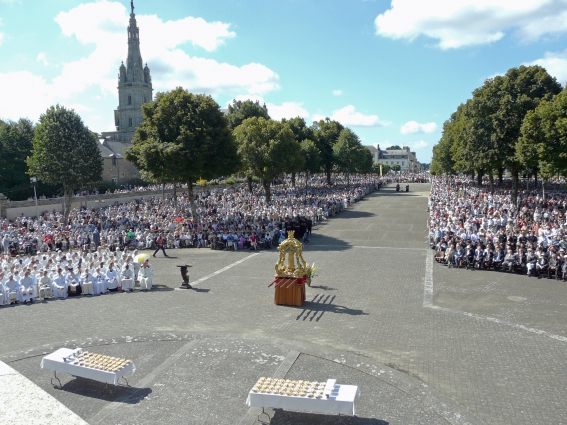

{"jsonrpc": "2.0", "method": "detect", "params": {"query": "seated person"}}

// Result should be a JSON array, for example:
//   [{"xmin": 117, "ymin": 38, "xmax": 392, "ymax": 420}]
[
  {"xmin": 492, "ymin": 247, "xmax": 504, "ymax": 270},
  {"xmin": 5, "ymin": 274, "xmax": 23, "ymax": 304},
  {"xmin": 454, "ymin": 245, "xmax": 464, "ymax": 268},
  {"xmin": 38, "ymin": 270, "xmax": 54, "ymax": 299},
  {"xmin": 80, "ymin": 268, "xmax": 94, "ymax": 295},
  {"xmin": 536, "ymin": 255, "xmax": 548, "ymax": 278},
  {"xmin": 501, "ymin": 249, "xmax": 516, "ymax": 272},
  {"xmin": 66, "ymin": 269, "xmax": 82, "ymax": 297},
  {"xmin": 20, "ymin": 270, "xmax": 35, "ymax": 303},
  {"xmin": 121, "ymin": 263, "xmax": 135, "ymax": 292},
  {"xmin": 548, "ymin": 253, "xmax": 559, "ymax": 279},
  {"xmin": 106, "ymin": 262, "xmax": 119, "ymax": 292},
  {"xmin": 52, "ymin": 269, "xmax": 68, "ymax": 299},
  {"xmin": 138, "ymin": 259, "xmax": 153, "ymax": 290}
]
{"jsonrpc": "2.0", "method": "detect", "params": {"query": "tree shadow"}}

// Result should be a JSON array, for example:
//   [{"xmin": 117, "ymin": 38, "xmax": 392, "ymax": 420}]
[
  {"xmin": 54, "ymin": 377, "xmax": 151, "ymax": 404},
  {"xmin": 334, "ymin": 211, "xmax": 375, "ymax": 219},
  {"xmin": 305, "ymin": 234, "xmax": 352, "ymax": 252},
  {"xmin": 270, "ymin": 409, "xmax": 389, "ymax": 424}
]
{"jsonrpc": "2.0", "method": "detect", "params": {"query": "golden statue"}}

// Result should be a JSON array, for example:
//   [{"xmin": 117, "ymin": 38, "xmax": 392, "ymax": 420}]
[{"xmin": 275, "ymin": 231, "xmax": 307, "ymax": 278}]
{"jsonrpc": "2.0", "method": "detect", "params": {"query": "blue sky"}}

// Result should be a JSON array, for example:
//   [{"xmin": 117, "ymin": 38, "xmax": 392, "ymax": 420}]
[{"xmin": 2, "ymin": 1, "xmax": 567, "ymax": 163}]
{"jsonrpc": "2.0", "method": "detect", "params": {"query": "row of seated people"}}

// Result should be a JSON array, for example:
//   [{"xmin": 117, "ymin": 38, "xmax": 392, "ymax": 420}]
[
  {"xmin": 435, "ymin": 241, "xmax": 567, "ymax": 280},
  {"xmin": 0, "ymin": 260, "xmax": 154, "ymax": 305}
]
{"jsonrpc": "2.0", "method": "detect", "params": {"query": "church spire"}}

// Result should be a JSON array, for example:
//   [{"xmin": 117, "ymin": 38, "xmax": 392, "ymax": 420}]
[{"xmin": 125, "ymin": 0, "xmax": 145, "ymax": 84}]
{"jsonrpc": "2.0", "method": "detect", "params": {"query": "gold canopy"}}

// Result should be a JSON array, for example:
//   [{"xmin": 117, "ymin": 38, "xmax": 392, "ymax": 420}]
[{"xmin": 275, "ymin": 231, "xmax": 307, "ymax": 278}]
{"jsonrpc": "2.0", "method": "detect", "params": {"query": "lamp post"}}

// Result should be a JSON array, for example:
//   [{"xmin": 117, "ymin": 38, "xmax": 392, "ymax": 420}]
[{"xmin": 30, "ymin": 177, "xmax": 42, "ymax": 251}]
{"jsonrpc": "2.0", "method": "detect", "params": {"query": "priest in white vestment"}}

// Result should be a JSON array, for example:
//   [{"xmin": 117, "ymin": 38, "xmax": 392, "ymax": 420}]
[
  {"xmin": 20, "ymin": 270, "xmax": 35, "ymax": 303},
  {"xmin": 52, "ymin": 269, "xmax": 68, "ymax": 299},
  {"xmin": 138, "ymin": 260, "xmax": 153, "ymax": 290},
  {"xmin": 106, "ymin": 263, "xmax": 119, "ymax": 292},
  {"xmin": 5, "ymin": 274, "xmax": 23, "ymax": 303},
  {"xmin": 92, "ymin": 268, "xmax": 106, "ymax": 295},
  {"xmin": 39, "ymin": 271, "xmax": 54, "ymax": 299},
  {"xmin": 80, "ymin": 269, "xmax": 94, "ymax": 295},
  {"xmin": 121, "ymin": 263, "xmax": 134, "ymax": 292}
]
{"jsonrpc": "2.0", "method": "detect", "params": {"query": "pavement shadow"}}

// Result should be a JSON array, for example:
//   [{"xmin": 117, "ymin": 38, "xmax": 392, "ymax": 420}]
[
  {"xmin": 308, "ymin": 285, "xmax": 337, "ymax": 291},
  {"xmin": 295, "ymin": 294, "xmax": 368, "ymax": 321},
  {"xmin": 149, "ymin": 284, "xmax": 174, "ymax": 292},
  {"xmin": 335, "ymin": 211, "xmax": 375, "ymax": 219},
  {"xmin": 270, "ymin": 409, "xmax": 388, "ymax": 424},
  {"xmin": 305, "ymin": 234, "xmax": 352, "ymax": 252},
  {"xmin": 55, "ymin": 378, "xmax": 152, "ymax": 404},
  {"xmin": 192, "ymin": 288, "xmax": 210, "ymax": 293}
]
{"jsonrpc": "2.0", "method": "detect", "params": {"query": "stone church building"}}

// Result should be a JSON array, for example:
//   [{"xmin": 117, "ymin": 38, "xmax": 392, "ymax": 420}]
[{"xmin": 98, "ymin": 1, "xmax": 152, "ymax": 185}]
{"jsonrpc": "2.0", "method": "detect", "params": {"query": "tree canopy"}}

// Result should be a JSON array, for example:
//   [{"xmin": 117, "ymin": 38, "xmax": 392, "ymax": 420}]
[
  {"xmin": 332, "ymin": 128, "xmax": 368, "ymax": 185},
  {"xmin": 430, "ymin": 65, "xmax": 563, "ymax": 202},
  {"xmin": 126, "ymin": 87, "xmax": 239, "ymax": 219},
  {"xmin": 386, "ymin": 145, "xmax": 402, "ymax": 150},
  {"xmin": 313, "ymin": 118, "xmax": 344, "ymax": 184},
  {"xmin": 233, "ymin": 117, "xmax": 302, "ymax": 201},
  {"xmin": 27, "ymin": 105, "xmax": 103, "ymax": 221},
  {"xmin": 0, "ymin": 118, "xmax": 35, "ymax": 196},
  {"xmin": 226, "ymin": 99, "xmax": 270, "ymax": 130}
]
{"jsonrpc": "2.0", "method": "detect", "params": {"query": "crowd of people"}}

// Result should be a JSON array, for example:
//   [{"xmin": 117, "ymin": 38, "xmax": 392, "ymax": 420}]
[
  {"xmin": 0, "ymin": 175, "xmax": 394, "ymax": 308},
  {"xmin": 429, "ymin": 176, "xmax": 567, "ymax": 280},
  {"xmin": 1, "ymin": 175, "xmax": 384, "ymax": 259},
  {"xmin": 0, "ymin": 247, "xmax": 154, "ymax": 305}
]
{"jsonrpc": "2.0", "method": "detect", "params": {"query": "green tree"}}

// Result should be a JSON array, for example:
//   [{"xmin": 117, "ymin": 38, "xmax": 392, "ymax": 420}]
[
  {"xmin": 373, "ymin": 162, "xmax": 390, "ymax": 175},
  {"xmin": 312, "ymin": 118, "xmax": 344, "ymax": 185},
  {"xmin": 358, "ymin": 148, "xmax": 374, "ymax": 174},
  {"xmin": 282, "ymin": 117, "xmax": 313, "ymax": 186},
  {"xmin": 27, "ymin": 105, "xmax": 103, "ymax": 222},
  {"xmin": 518, "ymin": 89, "xmax": 567, "ymax": 200},
  {"xmin": 332, "ymin": 128, "xmax": 367, "ymax": 186},
  {"xmin": 234, "ymin": 117, "xmax": 303, "ymax": 202},
  {"xmin": 0, "ymin": 118, "xmax": 35, "ymax": 194},
  {"xmin": 430, "ymin": 116, "xmax": 457, "ymax": 176},
  {"xmin": 126, "ymin": 88, "xmax": 239, "ymax": 220},
  {"xmin": 486, "ymin": 66, "xmax": 562, "ymax": 203},
  {"xmin": 299, "ymin": 139, "xmax": 321, "ymax": 188},
  {"xmin": 386, "ymin": 145, "xmax": 402, "ymax": 150},
  {"xmin": 226, "ymin": 99, "xmax": 270, "ymax": 130},
  {"xmin": 391, "ymin": 164, "xmax": 401, "ymax": 172}
]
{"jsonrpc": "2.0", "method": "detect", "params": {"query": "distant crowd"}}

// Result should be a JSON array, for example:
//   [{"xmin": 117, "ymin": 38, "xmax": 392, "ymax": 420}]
[
  {"xmin": 1, "ymin": 174, "xmax": 408, "ymax": 258},
  {"xmin": 429, "ymin": 176, "xmax": 567, "ymax": 280}
]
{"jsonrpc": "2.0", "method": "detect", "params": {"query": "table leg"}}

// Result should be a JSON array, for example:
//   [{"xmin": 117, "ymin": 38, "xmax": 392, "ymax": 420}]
[
  {"xmin": 120, "ymin": 375, "xmax": 130, "ymax": 387},
  {"xmin": 334, "ymin": 413, "xmax": 347, "ymax": 425},
  {"xmin": 50, "ymin": 371, "xmax": 62, "ymax": 387},
  {"xmin": 253, "ymin": 407, "xmax": 271, "ymax": 424}
]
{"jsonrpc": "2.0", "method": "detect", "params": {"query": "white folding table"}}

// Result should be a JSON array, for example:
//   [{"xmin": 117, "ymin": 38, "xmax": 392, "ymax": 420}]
[
  {"xmin": 246, "ymin": 379, "xmax": 360, "ymax": 424},
  {"xmin": 41, "ymin": 348, "xmax": 136, "ymax": 387}
]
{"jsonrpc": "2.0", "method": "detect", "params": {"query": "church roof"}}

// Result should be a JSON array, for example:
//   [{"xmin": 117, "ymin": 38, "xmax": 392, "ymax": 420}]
[{"xmin": 98, "ymin": 138, "xmax": 130, "ymax": 158}]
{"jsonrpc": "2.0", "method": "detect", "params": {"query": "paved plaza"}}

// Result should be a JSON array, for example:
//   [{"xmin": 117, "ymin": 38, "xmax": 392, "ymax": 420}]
[{"xmin": 2, "ymin": 183, "xmax": 567, "ymax": 424}]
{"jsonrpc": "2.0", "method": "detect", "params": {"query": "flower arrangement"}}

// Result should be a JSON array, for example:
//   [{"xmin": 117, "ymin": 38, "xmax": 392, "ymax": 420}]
[{"xmin": 305, "ymin": 263, "xmax": 316, "ymax": 286}]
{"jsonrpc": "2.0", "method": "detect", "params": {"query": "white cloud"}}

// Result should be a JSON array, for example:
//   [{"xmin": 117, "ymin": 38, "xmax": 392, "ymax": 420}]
[
  {"xmin": 333, "ymin": 89, "xmax": 343, "ymax": 96},
  {"xmin": 226, "ymin": 95, "xmax": 309, "ymax": 121},
  {"xmin": 267, "ymin": 102, "xmax": 310, "ymax": 121},
  {"xmin": 375, "ymin": 0, "xmax": 567, "ymax": 49},
  {"xmin": 313, "ymin": 105, "xmax": 390, "ymax": 127},
  {"xmin": 524, "ymin": 49, "xmax": 567, "ymax": 84},
  {"xmin": 36, "ymin": 53, "xmax": 48, "ymax": 66},
  {"xmin": 0, "ymin": 1, "xmax": 279, "ymax": 125},
  {"xmin": 400, "ymin": 120, "xmax": 437, "ymax": 134},
  {"xmin": 411, "ymin": 140, "xmax": 429, "ymax": 149}
]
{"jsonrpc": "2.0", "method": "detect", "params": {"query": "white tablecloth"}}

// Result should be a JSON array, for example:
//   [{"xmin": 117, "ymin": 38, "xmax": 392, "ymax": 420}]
[
  {"xmin": 40, "ymin": 348, "xmax": 136, "ymax": 385},
  {"xmin": 246, "ymin": 382, "xmax": 360, "ymax": 415}
]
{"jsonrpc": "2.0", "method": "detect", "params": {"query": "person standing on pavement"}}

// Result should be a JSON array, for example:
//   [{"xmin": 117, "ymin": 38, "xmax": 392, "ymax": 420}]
[{"xmin": 153, "ymin": 233, "xmax": 169, "ymax": 257}]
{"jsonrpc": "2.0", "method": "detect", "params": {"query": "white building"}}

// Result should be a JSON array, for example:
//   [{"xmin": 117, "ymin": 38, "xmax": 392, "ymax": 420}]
[{"xmin": 366, "ymin": 145, "xmax": 422, "ymax": 173}]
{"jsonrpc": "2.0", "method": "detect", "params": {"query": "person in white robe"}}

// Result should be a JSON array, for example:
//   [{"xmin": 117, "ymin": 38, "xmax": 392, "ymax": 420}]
[
  {"xmin": 106, "ymin": 263, "xmax": 119, "ymax": 292},
  {"xmin": 52, "ymin": 269, "xmax": 68, "ymax": 299},
  {"xmin": 38, "ymin": 271, "xmax": 54, "ymax": 299},
  {"xmin": 138, "ymin": 260, "xmax": 153, "ymax": 290},
  {"xmin": 0, "ymin": 272, "xmax": 7, "ymax": 305},
  {"xmin": 5, "ymin": 274, "xmax": 23, "ymax": 303},
  {"xmin": 20, "ymin": 270, "xmax": 35, "ymax": 303},
  {"xmin": 80, "ymin": 268, "xmax": 94, "ymax": 295},
  {"xmin": 121, "ymin": 263, "xmax": 134, "ymax": 292},
  {"xmin": 92, "ymin": 268, "xmax": 106, "ymax": 295},
  {"xmin": 66, "ymin": 269, "xmax": 82, "ymax": 297}
]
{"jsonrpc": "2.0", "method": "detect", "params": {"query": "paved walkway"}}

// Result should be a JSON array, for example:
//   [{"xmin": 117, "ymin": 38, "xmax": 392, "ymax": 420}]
[{"xmin": 2, "ymin": 183, "xmax": 567, "ymax": 424}]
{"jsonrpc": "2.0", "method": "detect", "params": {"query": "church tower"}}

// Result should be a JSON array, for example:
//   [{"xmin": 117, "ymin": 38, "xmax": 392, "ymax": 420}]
[{"xmin": 108, "ymin": 0, "xmax": 153, "ymax": 141}]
